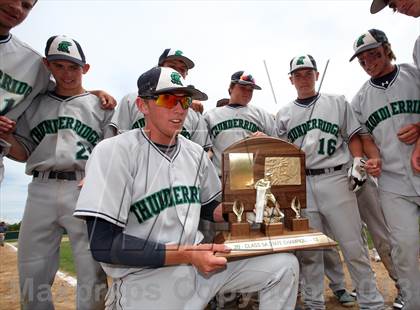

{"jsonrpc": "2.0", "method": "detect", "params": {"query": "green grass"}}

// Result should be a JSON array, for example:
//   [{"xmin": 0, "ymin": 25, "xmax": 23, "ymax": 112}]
[{"xmin": 59, "ymin": 240, "xmax": 76, "ymax": 276}]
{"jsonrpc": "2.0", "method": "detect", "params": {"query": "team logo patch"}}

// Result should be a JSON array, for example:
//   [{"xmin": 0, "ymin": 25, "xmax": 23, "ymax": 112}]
[
  {"xmin": 296, "ymin": 56, "xmax": 306, "ymax": 65},
  {"xmin": 356, "ymin": 34, "xmax": 366, "ymax": 47},
  {"xmin": 57, "ymin": 41, "xmax": 73, "ymax": 53},
  {"xmin": 174, "ymin": 50, "xmax": 183, "ymax": 56},
  {"xmin": 171, "ymin": 72, "xmax": 183, "ymax": 86}
]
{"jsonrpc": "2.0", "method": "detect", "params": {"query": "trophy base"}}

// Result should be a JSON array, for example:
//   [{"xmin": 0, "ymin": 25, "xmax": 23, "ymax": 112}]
[
  {"xmin": 291, "ymin": 218, "xmax": 310, "ymax": 231},
  {"xmin": 260, "ymin": 222, "xmax": 283, "ymax": 236},
  {"xmin": 230, "ymin": 222, "xmax": 250, "ymax": 237},
  {"xmin": 215, "ymin": 230, "xmax": 337, "ymax": 260}
]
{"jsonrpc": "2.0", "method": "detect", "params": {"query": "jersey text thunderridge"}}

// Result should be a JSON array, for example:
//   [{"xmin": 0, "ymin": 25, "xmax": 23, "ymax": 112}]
[{"xmin": 131, "ymin": 186, "xmax": 201, "ymax": 223}]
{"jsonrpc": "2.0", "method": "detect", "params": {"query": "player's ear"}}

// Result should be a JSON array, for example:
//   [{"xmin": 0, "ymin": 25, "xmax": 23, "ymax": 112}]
[
  {"xmin": 42, "ymin": 58, "xmax": 50, "ymax": 69},
  {"xmin": 315, "ymin": 71, "xmax": 320, "ymax": 81},
  {"xmin": 137, "ymin": 97, "xmax": 149, "ymax": 114},
  {"xmin": 289, "ymin": 75, "xmax": 294, "ymax": 85},
  {"xmin": 82, "ymin": 64, "xmax": 90, "ymax": 74}
]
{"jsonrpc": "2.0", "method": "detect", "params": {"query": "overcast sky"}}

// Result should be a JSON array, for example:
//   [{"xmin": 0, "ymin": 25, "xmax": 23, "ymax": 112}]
[{"xmin": 1, "ymin": 0, "xmax": 419, "ymax": 223}]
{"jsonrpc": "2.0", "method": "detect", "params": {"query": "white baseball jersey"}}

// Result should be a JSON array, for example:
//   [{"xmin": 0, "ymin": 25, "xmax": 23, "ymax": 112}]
[
  {"xmin": 110, "ymin": 92, "xmax": 211, "ymax": 149},
  {"xmin": 351, "ymin": 64, "xmax": 420, "ymax": 196},
  {"xmin": 0, "ymin": 34, "xmax": 51, "ymax": 180},
  {"xmin": 74, "ymin": 129, "xmax": 221, "ymax": 278},
  {"xmin": 414, "ymin": 35, "xmax": 420, "ymax": 70},
  {"xmin": 0, "ymin": 34, "xmax": 50, "ymax": 119},
  {"xmin": 275, "ymin": 93, "xmax": 361, "ymax": 169},
  {"xmin": 12, "ymin": 92, "xmax": 113, "ymax": 174},
  {"xmin": 204, "ymin": 104, "xmax": 276, "ymax": 175}
]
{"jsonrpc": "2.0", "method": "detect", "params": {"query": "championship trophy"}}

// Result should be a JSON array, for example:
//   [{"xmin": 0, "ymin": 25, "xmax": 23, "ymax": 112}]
[{"xmin": 215, "ymin": 136, "xmax": 336, "ymax": 259}]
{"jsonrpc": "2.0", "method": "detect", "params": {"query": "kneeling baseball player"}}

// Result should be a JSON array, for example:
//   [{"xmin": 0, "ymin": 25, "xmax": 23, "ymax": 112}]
[{"xmin": 74, "ymin": 66, "xmax": 299, "ymax": 309}]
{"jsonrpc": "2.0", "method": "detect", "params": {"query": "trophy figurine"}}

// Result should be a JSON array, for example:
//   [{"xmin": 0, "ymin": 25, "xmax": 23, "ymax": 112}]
[
  {"xmin": 230, "ymin": 200, "xmax": 250, "ymax": 237},
  {"xmin": 290, "ymin": 196, "xmax": 309, "ymax": 231},
  {"xmin": 254, "ymin": 173, "xmax": 284, "ymax": 235}
]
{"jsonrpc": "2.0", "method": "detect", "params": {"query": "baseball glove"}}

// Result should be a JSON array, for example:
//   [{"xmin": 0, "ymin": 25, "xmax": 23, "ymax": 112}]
[{"xmin": 348, "ymin": 157, "xmax": 367, "ymax": 192}]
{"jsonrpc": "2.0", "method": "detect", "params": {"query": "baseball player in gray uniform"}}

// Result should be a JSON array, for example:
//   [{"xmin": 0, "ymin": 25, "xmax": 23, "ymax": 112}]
[
  {"xmin": 276, "ymin": 55, "xmax": 384, "ymax": 310},
  {"xmin": 204, "ymin": 71, "xmax": 276, "ymax": 177},
  {"xmin": 370, "ymin": 0, "xmax": 420, "ymax": 174},
  {"xmin": 1, "ymin": 35, "xmax": 111, "ymax": 309},
  {"xmin": 109, "ymin": 49, "xmax": 211, "ymax": 150},
  {"xmin": 350, "ymin": 29, "xmax": 420, "ymax": 310},
  {"xmin": 323, "ymin": 176, "xmax": 401, "ymax": 307},
  {"xmin": 74, "ymin": 66, "xmax": 299, "ymax": 309},
  {"xmin": 370, "ymin": 0, "xmax": 420, "ymax": 69},
  {"xmin": 0, "ymin": 1, "xmax": 116, "ymax": 184}
]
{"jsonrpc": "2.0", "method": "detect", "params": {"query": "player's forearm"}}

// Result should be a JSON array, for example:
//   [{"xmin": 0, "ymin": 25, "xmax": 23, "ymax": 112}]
[
  {"xmin": 348, "ymin": 134, "xmax": 363, "ymax": 158},
  {"xmin": 360, "ymin": 135, "xmax": 380, "ymax": 159},
  {"xmin": 86, "ymin": 217, "xmax": 165, "ymax": 267},
  {"xmin": 0, "ymin": 135, "xmax": 28, "ymax": 162}
]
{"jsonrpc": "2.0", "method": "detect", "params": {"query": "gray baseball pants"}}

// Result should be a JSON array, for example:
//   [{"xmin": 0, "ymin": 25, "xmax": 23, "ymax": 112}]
[{"xmin": 18, "ymin": 176, "xmax": 108, "ymax": 310}]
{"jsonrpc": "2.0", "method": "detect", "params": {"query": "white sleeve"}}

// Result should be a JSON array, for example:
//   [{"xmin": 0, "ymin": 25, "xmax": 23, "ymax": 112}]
[
  {"xmin": 340, "ymin": 95, "xmax": 361, "ymax": 140},
  {"xmin": 199, "ymin": 151, "xmax": 222, "ymax": 204},
  {"xmin": 109, "ymin": 93, "xmax": 139, "ymax": 134},
  {"xmin": 190, "ymin": 111, "xmax": 212, "ymax": 149},
  {"xmin": 350, "ymin": 92, "xmax": 369, "ymax": 135},
  {"xmin": 262, "ymin": 110, "xmax": 277, "ymax": 137},
  {"xmin": 74, "ymin": 138, "xmax": 134, "ymax": 228},
  {"xmin": 275, "ymin": 106, "xmax": 290, "ymax": 140}
]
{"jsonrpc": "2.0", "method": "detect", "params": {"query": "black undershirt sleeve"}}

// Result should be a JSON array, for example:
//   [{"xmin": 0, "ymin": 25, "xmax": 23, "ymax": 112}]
[
  {"xmin": 200, "ymin": 199, "xmax": 222, "ymax": 222},
  {"xmin": 86, "ymin": 217, "xmax": 165, "ymax": 267}
]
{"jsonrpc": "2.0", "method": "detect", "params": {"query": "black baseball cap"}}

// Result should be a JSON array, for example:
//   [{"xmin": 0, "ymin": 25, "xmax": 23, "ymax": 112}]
[
  {"xmin": 137, "ymin": 67, "xmax": 207, "ymax": 100},
  {"xmin": 158, "ymin": 49, "xmax": 195, "ymax": 69},
  {"xmin": 45, "ymin": 35, "xmax": 86, "ymax": 67},
  {"xmin": 349, "ymin": 29, "xmax": 389, "ymax": 61},
  {"xmin": 230, "ymin": 71, "xmax": 261, "ymax": 90}
]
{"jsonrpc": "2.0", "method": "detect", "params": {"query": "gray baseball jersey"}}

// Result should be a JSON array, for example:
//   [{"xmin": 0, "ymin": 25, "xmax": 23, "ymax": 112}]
[
  {"xmin": 12, "ymin": 92, "xmax": 114, "ymax": 174},
  {"xmin": 351, "ymin": 64, "xmax": 420, "ymax": 196},
  {"xmin": 204, "ymin": 104, "xmax": 276, "ymax": 175},
  {"xmin": 0, "ymin": 34, "xmax": 51, "ymax": 181},
  {"xmin": 13, "ymin": 91, "xmax": 111, "ymax": 309},
  {"xmin": 109, "ymin": 92, "xmax": 211, "ymax": 148},
  {"xmin": 74, "ymin": 129, "xmax": 221, "ymax": 279},
  {"xmin": 275, "ymin": 93, "xmax": 361, "ymax": 169}
]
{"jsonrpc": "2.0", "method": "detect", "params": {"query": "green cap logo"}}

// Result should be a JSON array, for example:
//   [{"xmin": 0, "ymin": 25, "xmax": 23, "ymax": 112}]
[
  {"xmin": 171, "ymin": 72, "xmax": 183, "ymax": 86},
  {"xmin": 57, "ymin": 41, "xmax": 72, "ymax": 53},
  {"xmin": 296, "ymin": 56, "xmax": 306, "ymax": 65},
  {"xmin": 356, "ymin": 34, "xmax": 366, "ymax": 48},
  {"xmin": 174, "ymin": 50, "xmax": 183, "ymax": 56}
]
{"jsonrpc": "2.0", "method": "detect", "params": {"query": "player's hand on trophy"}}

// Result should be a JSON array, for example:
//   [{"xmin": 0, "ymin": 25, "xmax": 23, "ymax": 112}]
[
  {"xmin": 0, "ymin": 116, "xmax": 16, "ymax": 135},
  {"xmin": 397, "ymin": 123, "xmax": 420, "ymax": 145},
  {"xmin": 189, "ymin": 244, "xmax": 229, "ymax": 276},
  {"xmin": 365, "ymin": 158, "xmax": 382, "ymax": 177},
  {"xmin": 348, "ymin": 157, "xmax": 367, "ymax": 192}
]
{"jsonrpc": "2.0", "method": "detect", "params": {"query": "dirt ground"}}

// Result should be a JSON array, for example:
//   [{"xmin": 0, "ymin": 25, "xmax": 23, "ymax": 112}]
[{"xmin": 1, "ymin": 243, "xmax": 398, "ymax": 309}]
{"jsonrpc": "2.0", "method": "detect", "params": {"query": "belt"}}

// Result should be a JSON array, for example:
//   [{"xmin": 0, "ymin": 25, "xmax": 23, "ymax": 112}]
[
  {"xmin": 33, "ymin": 170, "xmax": 79, "ymax": 181},
  {"xmin": 305, "ymin": 165, "xmax": 343, "ymax": 176}
]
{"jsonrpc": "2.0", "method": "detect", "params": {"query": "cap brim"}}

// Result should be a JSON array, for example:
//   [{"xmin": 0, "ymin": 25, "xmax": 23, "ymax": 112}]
[
  {"xmin": 47, "ymin": 55, "xmax": 85, "ymax": 67},
  {"xmin": 370, "ymin": 0, "xmax": 387, "ymax": 14},
  {"xmin": 233, "ymin": 80, "xmax": 262, "ymax": 90},
  {"xmin": 349, "ymin": 42, "xmax": 382, "ymax": 61},
  {"xmin": 155, "ymin": 86, "xmax": 208, "ymax": 101},
  {"xmin": 289, "ymin": 66, "xmax": 316, "ymax": 75}
]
